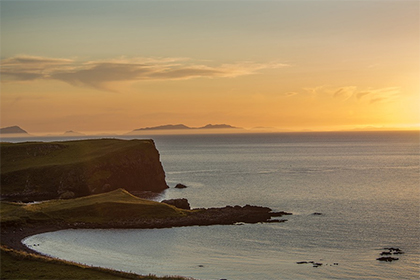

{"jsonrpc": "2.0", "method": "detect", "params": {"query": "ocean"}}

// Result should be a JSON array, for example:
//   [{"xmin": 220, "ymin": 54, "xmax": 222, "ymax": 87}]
[{"xmin": 21, "ymin": 131, "xmax": 419, "ymax": 279}]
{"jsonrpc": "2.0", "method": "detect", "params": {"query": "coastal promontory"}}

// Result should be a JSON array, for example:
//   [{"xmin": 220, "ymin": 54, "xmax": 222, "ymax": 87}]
[{"xmin": 0, "ymin": 139, "xmax": 168, "ymax": 201}]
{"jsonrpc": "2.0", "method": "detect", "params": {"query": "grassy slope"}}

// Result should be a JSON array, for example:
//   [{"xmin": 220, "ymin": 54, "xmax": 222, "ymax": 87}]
[
  {"xmin": 1, "ymin": 246, "xmax": 190, "ymax": 280},
  {"xmin": 0, "ymin": 188, "xmax": 189, "ymax": 225}
]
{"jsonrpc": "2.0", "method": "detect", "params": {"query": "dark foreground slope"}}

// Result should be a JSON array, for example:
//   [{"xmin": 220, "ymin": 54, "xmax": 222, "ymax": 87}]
[
  {"xmin": 1, "ymin": 139, "xmax": 168, "ymax": 201},
  {"xmin": 1, "ymin": 246, "xmax": 190, "ymax": 280}
]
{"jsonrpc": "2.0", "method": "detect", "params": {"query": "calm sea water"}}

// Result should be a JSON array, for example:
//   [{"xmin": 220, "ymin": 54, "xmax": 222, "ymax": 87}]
[{"xmin": 22, "ymin": 132, "xmax": 419, "ymax": 279}]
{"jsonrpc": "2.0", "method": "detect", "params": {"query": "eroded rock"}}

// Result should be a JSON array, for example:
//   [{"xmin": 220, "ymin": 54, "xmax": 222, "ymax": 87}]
[
  {"xmin": 161, "ymin": 198, "xmax": 191, "ymax": 210},
  {"xmin": 377, "ymin": 257, "xmax": 399, "ymax": 262}
]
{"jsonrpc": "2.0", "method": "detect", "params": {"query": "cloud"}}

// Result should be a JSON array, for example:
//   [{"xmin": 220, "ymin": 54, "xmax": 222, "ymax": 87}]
[
  {"xmin": 310, "ymin": 85, "xmax": 401, "ymax": 104},
  {"xmin": 332, "ymin": 86, "xmax": 357, "ymax": 101},
  {"xmin": 147, "ymin": 66, "xmax": 224, "ymax": 80},
  {"xmin": 1, "ymin": 55, "xmax": 288, "ymax": 91},
  {"xmin": 355, "ymin": 87, "xmax": 401, "ymax": 104},
  {"xmin": 300, "ymin": 85, "xmax": 401, "ymax": 104},
  {"xmin": 303, "ymin": 86, "xmax": 326, "ymax": 96},
  {"xmin": 369, "ymin": 97, "xmax": 387, "ymax": 104},
  {"xmin": 50, "ymin": 63, "xmax": 153, "ymax": 90},
  {"xmin": 1, "ymin": 55, "xmax": 74, "ymax": 82},
  {"xmin": 283, "ymin": 92, "xmax": 298, "ymax": 97},
  {"xmin": 355, "ymin": 91, "xmax": 371, "ymax": 100},
  {"xmin": 2, "ymin": 72, "xmax": 45, "ymax": 81},
  {"xmin": 2, "ymin": 56, "xmax": 73, "ymax": 65}
]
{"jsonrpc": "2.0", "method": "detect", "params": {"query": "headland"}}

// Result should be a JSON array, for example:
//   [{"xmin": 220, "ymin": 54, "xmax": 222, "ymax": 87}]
[{"xmin": 0, "ymin": 138, "xmax": 291, "ymax": 279}]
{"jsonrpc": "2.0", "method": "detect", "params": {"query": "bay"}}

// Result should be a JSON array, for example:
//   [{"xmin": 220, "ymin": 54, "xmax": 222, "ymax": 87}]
[{"xmin": 22, "ymin": 131, "xmax": 420, "ymax": 279}]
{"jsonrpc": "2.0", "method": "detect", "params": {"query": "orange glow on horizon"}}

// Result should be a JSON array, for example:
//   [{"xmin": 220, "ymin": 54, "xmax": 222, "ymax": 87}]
[{"xmin": 1, "ymin": 1, "xmax": 418, "ymax": 134}]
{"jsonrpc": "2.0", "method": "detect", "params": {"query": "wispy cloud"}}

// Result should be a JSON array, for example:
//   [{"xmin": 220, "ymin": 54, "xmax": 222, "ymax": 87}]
[
  {"xmin": 303, "ymin": 85, "xmax": 328, "ymax": 96},
  {"xmin": 283, "ymin": 92, "xmax": 298, "ymax": 97},
  {"xmin": 332, "ymin": 86, "xmax": 357, "ymax": 101},
  {"xmin": 1, "ymin": 55, "xmax": 289, "ymax": 91},
  {"xmin": 302, "ymin": 85, "xmax": 401, "ymax": 104},
  {"xmin": 2, "ymin": 56, "xmax": 73, "ymax": 65},
  {"xmin": 355, "ymin": 87, "xmax": 401, "ymax": 104},
  {"xmin": 355, "ymin": 91, "xmax": 371, "ymax": 100},
  {"xmin": 1, "ymin": 55, "xmax": 74, "ymax": 81}
]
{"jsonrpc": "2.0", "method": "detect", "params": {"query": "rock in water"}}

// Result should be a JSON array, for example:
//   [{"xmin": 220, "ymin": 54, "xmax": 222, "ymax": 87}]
[
  {"xmin": 174, "ymin": 183, "xmax": 188, "ymax": 189},
  {"xmin": 376, "ymin": 257, "xmax": 399, "ymax": 262},
  {"xmin": 161, "ymin": 198, "xmax": 191, "ymax": 210}
]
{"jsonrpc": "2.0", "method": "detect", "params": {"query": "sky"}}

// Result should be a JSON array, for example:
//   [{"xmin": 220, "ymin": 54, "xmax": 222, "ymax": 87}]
[{"xmin": 1, "ymin": 0, "xmax": 419, "ymax": 134}]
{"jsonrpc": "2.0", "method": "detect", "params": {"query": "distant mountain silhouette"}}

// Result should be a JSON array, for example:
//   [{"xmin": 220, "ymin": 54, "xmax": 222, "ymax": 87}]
[
  {"xmin": 199, "ymin": 124, "xmax": 237, "ymax": 129},
  {"xmin": 0, "ymin": 126, "xmax": 29, "ymax": 135},
  {"xmin": 63, "ymin": 130, "xmax": 85, "ymax": 136},
  {"xmin": 132, "ymin": 124, "xmax": 239, "ymax": 132},
  {"xmin": 134, "ymin": 124, "xmax": 191, "ymax": 131}
]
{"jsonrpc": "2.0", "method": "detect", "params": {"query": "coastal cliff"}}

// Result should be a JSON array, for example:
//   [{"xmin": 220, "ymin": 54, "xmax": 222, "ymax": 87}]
[{"xmin": 0, "ymin": 139, "xmax": 168, "ymax": 201}]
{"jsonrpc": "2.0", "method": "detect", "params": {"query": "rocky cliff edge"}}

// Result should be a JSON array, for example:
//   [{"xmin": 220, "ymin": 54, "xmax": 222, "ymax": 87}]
[{"xmin": 0, "ymin": 139, "xmax": 168, "ymax": 201}]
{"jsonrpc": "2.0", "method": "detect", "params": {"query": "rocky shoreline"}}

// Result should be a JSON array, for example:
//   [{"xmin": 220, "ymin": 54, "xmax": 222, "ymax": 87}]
[{"xmin": 1, "ymin": 203, "xmax": 292, "ymax": 255}]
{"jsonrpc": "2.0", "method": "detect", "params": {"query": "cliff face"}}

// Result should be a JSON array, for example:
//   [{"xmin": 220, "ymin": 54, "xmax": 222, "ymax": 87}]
[{"xmin": 0, "ymin": 139, "xmax": 168, "ymax": 201}]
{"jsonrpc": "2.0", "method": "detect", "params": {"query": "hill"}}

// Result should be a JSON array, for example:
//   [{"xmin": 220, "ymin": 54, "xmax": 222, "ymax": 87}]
[
  {"xmin": 134, "ymin": 124, "xmax": 191, "ymax": 131},
  {"xmin": 0, "ymin": 189, "xmax": 187, "ymax": 226},
  {"xmin": 0, "ymin": 126, "xmax": 29, "ymax": 135},
  {"xmin": 198, "ymin": 124, "xmax": 237, "ymax": 129},
  {"xmin": 0, "ymin": 139, "xmax": 168, "ymax": 201}
]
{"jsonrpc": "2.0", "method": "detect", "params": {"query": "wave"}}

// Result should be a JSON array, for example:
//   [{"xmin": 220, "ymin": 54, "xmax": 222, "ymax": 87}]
[{"xmin": 167, "ymin": 169, "xmax": 222, "ymax": 175}]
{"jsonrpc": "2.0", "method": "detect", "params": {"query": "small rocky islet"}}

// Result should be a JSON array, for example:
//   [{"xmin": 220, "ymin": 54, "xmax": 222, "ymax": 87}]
[
  {"xmin": 296, "ymin": 247, "xmax": 406, "ymax": 267},
  {"xmin": 174, "ymin": 183, "xmax": 188, "ymax": 189},
  {"xmin": 296, "ymin": 261, "xmax": 338, "ymax": 268},
  {"xmin": 376, "ymin": 247, "xmax": 405, "ymax": 262}
]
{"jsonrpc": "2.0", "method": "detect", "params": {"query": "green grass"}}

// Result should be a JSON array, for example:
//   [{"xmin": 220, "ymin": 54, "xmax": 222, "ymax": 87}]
[
  {"xmin": 1, "ymin": 246, "xmax": 192, "ymax": 280},
  {"xmin": 0, "ymin": 189, "xmax": 189, "ymax": 225},
  {"xmin": 1, "ymin": 139, "xmax": 155, "ymax": 174}
]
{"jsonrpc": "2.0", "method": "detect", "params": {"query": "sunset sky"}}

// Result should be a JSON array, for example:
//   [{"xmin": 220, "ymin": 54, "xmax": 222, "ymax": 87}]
[{"xmin": 1, "ymin": 0, "xmax": 419, "ymax": 135}]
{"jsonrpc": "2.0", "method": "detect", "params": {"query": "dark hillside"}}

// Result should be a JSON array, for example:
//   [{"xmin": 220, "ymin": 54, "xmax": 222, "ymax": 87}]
[{"xmin": 0, "ymin": 139, "xmax": 168, "ymax": 201}]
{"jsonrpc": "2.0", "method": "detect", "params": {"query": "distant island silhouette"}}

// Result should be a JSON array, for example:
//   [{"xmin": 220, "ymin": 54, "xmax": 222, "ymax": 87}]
[
  {"xmin": 0, "ymin": 126, "xmax": 88, "ymax": 137},
  {"xmin": 0, "ymin": 126, "xmax": 29, "ymax": 135},
  {"xmin": 132, "ymin": 124, "xmax": 239, "ymax": 132},
  {"xmin": 63, "ymin": 130, "xmax": 85, "ymax": 136},
  {"xmin": 0, "ymin": 124, "xmax": 241, "ymax": 138}
]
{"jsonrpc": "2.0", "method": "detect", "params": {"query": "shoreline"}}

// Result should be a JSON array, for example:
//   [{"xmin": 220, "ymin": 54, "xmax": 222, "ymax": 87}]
[
  {"xmin": 1, "ymin": 223, "xmax": 67, "ymax": 254},
  {"xmin": 1, "ymin": 205, "xmax": 291, "ymax": 273},
  {"xmin": 1, "ymin": 224, "xmax": 192, "ymax": 280}
]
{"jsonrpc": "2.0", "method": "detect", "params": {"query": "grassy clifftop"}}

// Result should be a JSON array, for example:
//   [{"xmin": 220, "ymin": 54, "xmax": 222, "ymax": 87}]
[
  {"xmin": 1, "ymin": 188, "xmax": 188, "ymax": 226},
  {"xmin": 1, "ymin": 139, "xmax": 168, "ymax": 201},
  {"xmin": 1, "ymin": 139, "xmax": 155, "ymax": 173}
]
